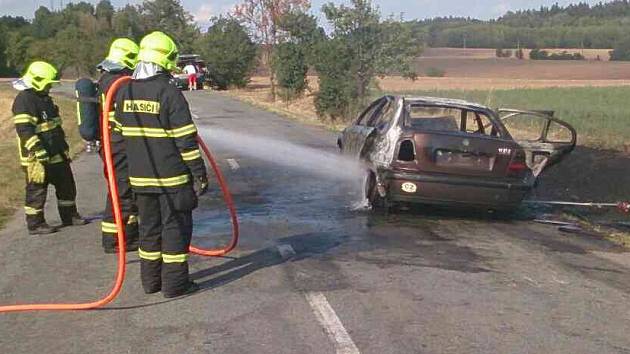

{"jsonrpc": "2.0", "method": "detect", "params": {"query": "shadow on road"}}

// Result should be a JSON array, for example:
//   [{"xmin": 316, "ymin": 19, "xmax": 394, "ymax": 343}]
[{"xmin": 192, "ymin": 232, "xmax": 343, "ymax": 293}]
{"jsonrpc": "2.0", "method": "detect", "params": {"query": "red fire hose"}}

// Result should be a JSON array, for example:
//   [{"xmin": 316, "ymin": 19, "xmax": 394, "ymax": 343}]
[{"xmin": 0, "ymin": 76, "xmax": 238, "ymax": 313}]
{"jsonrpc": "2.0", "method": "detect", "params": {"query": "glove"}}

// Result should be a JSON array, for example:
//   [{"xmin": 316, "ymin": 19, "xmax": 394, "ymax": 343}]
[
  {"xmin": 27, "ymin": 159, "xmax": 46, "ymax": 184},
  {"xmin": 194, "ymin": 175, "xmax": 209, "ymax": 197}
]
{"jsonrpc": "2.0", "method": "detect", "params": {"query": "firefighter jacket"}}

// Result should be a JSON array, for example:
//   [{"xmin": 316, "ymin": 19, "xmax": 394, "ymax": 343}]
[
  {"xmin": 114, "ymin": 73, "xmax": 206, "ymax": 193},
  {"xmin": 98, "ymin": 69, "xmax": 132, "ymax": 142},
  {"xmin": 12, "ymin": 89, "xmax": 69, "ymax": 167}
]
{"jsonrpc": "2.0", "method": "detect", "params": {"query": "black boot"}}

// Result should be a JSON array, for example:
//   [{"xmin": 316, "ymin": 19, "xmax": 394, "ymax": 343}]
[
  {"xmin": 163, "ymin": 281, "xmax": 200, "ymax": 299},
  {"xmin": 28, "ymin": 223, "xmax": 58, "ymax": 235},
  {"xmin": 62, "ymin": 214, "xmax": 89, "ymax": 227}
]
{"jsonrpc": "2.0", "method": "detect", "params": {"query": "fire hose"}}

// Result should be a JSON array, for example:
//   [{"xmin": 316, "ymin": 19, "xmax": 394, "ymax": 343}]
[
  {"xmin": 0, "ymin": 76, "xmax": 239, "ymax": 313},
  {"xmin": 524, "ymin": 200, "xmax": 630, "ymax": 213}
]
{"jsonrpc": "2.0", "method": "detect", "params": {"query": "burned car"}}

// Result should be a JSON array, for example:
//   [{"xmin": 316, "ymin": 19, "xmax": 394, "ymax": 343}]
[{"xmin": 338, "ymin": 96, "xmax": 576, "ymax": 210}]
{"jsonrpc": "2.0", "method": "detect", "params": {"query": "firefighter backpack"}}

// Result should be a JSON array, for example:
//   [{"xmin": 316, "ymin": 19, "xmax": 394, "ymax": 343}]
[{"xmin": 75, "ymin": 78, "xmax": 100, "ymax": 141}]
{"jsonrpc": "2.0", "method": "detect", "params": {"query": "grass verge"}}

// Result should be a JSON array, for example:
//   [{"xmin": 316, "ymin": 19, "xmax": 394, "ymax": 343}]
[{"xmin": 0, "ymin": 86, "xmax": 83, "ymax": 227}]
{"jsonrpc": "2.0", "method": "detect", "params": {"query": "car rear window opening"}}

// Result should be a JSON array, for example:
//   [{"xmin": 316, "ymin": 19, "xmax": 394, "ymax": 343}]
[{"xmin": 398, "ymin": 139, "xmax": 416, "ymax": 162}]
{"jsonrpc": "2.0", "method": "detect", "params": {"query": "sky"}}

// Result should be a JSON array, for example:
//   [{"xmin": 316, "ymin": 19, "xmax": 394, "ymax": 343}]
[{"xmin": 0, "ymin": 0, "xmax": 616, "ymax": 24}]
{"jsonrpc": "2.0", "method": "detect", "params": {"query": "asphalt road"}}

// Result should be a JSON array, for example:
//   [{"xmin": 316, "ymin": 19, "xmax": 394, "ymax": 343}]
[{"xmin": 1, "ymin": 90, "xmax": 630, "ymax": 354}]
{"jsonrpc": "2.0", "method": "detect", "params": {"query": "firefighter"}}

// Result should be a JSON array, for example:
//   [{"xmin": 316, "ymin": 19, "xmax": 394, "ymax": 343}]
[
  {"xmin": 12, "ymin": 61, "xmax": 88, "ymax": 235},
  {"xmin": 95, "ymin": 38, "xmax": 140, "ymax": 254},
  {"xmin": 114, "ymin": 32, "xmax": 208, "ymax": 298}
]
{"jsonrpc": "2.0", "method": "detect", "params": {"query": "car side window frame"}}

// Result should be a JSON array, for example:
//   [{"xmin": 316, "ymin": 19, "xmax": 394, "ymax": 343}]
[
  {"xmin": 371, "ymin": 97, "xmax": 397, "ymax": 133},
  {"xmin": 356, "ymin": 98, "xmax": 386, "ymax": 126}
]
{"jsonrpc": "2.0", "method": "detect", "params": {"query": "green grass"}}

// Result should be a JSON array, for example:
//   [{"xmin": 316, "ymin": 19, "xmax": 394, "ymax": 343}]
[
  {"xmin": 0, "ymin": 87, "xmax": 83, "ymax": 227},
  {"xmin": 385, "ymin": 86, "xmax": 630, "ymax": 150}
]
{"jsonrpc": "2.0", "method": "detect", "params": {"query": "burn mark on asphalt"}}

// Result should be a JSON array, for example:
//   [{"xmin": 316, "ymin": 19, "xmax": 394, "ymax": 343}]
[
  {"xmin": 493, "ymin": 223, "xmax": 630, "ymax": 294},
  {"xmin": 349, "ymin": 223, "xmax": 490, "ymax": 273}
]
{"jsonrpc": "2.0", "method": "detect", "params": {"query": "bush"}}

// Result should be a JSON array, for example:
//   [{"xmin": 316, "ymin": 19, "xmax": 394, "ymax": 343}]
[
  {"xmin": 530, "ymin": 48, "xmax": 584, "ymax": 60},
  {"xmin": 313, "ymin": 39, "xmax": 356, "ymax": 121},
  {"xmin": 610, "ymin": 37, "xmax": 630, "ymax": 61},
  {"xmin": 272, "ymin": 42, "xmax": 308, "ymax": 101},
  {"xmin": 425, "ymin": 67, "xmax": 446, "ymax": 77},
  {"xmin": 197, "ymin": 18, "xmax": 257, "ymax": 90},
  {"xmin": 495, "ymin": 48, "xmax": 512, "ymax": 58}
]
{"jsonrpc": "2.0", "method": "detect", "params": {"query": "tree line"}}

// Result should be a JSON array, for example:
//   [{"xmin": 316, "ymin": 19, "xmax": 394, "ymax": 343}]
[
  {"xmin": 0, "ymin": 0, "xmax": 420, "ymax": 122},
  {"xmin": 409, "ymin": 0, "xmax": 630, "ymax": 50}
]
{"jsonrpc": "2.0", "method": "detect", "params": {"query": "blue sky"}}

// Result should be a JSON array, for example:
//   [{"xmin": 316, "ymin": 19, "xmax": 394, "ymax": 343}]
[{"xmin": 0, "ymin": 0, "xmax": 614, "ymax": 23}]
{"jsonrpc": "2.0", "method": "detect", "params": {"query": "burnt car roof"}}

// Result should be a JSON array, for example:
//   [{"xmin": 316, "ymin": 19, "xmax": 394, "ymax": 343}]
[{"xmin": 402, "ymin": 96, "xmax": 492, "ymax": 111}]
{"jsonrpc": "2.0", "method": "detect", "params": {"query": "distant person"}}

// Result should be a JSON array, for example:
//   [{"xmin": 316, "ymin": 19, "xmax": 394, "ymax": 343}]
[
  {"xmin": 95, "ymin": 38, "xmax": 141, "ymax": 254},
  {"xmin": 12, "ymin": 61, "xmax": 88, "ymax": 235},
  {"xmin": 183, "ymin": 63, "xmax": 198, "ymax": 90},
  {"xmin": 114, "ymin": 32, "xmax": 208, "ymax": 298}
]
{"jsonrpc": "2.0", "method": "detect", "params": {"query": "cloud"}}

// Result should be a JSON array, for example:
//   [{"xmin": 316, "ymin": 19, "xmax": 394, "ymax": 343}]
[{"xmin": 194, "ymin": 4, "xmax": 214, "ymax": 23}]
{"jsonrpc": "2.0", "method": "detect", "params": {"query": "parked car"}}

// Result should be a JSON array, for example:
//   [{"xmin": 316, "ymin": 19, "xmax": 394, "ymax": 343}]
[
  {"xmin": 338, "ymin": 96, "xmax": 576, "ymax": 211},
  {"xmin": 173, "ymin": 54, "xmax": 207, "ymax": 90}
]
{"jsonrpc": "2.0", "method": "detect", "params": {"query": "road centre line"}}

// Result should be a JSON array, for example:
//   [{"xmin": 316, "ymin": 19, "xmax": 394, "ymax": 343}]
[
  {"xmin": 226, "ymin": 159, "xmax": 240, "ymax": 170},
  {"xmin": 305, "ymin": 292, "xmax": 360, "ymax": 354}
]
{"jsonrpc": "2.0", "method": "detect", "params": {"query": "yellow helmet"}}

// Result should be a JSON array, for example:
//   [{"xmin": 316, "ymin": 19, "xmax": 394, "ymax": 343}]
[
  {"xmin": 106, "ymin": 38, "xmax": 139, "ymax": 70},
  {"xmin": 22, "ymin": 61, "xmax": 59, "ymax": 92},
  {"xmin": 138, "ymin": 31, "xmax": 179, "ymax": 71}
]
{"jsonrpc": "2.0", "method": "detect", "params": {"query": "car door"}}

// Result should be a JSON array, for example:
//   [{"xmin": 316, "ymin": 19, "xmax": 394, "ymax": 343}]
[
  {"xmin": 339, "ymin": 97, "xmax": 388, "ymax": 158},
  {"xmin": 497, "ymin": 109, "xmax": 577, "ymax": 176}
]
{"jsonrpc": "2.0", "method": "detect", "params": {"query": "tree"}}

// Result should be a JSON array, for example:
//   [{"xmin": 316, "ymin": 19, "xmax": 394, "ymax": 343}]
[
  {"xmin": 272, "ymin": 42, "xmax": 308, "ymax": 100},
  {"xmin": 112, "ymin": 5, "xmax": 145, "ymax": 40},
  {"xmin": 375, "ymin": 18, "xmax": 422, "ymax": 80},
  {"xmin": 233, "ymin": 0, "xmax": 311, "ymax": 100},
  {"xmin": 313, "ymin": 38, "xmax": 354, "ymax": 120},
  {"xmin": 96, "ymin": 0, "xmax": 115, "ymax": 26},
  {"xmin": 198, "ymin": 18, "xmax": 258, "ymax": 89},
  {"xmin": 141, "ymin": 0, "xmax": 199, "ymax": 52},
  {"xmin": 321, "ymin": 0, "xmax": 381, "ymax": 100},
  {"xmin": 313, "ymin": 0, "xmax": 419, "ymax": 120}
]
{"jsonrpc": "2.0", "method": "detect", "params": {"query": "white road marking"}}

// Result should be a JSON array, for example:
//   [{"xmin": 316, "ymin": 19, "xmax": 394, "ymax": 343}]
[
  {"xmin": 276, "ymin": 244, "xmax": 296, "ymax": 259},
  {"xmin": 226, "ymin": 158, "xmax": 240, "ymax": 170},
  {"xmin": 192, "ymin": 113, "xmax": 200, "ymax": 119},
  {"xmin": 305, "ymin": 292, "xmax": 360, "ymax": 354}
]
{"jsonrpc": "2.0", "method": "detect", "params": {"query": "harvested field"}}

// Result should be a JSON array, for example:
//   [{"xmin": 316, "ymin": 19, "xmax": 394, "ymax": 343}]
[
  {"xmin": 423, "ymin": 47, "xmax": 613, "ymax": 61},
  {"xmin": 379, "ymin": 76, "xmax": 630, "ymax": 91},
  {"xmin": 416, "ymin": 57, "xmax": 630, "ymax": 80},
  {"xmin": 244, "ymin": 75, "xmax": 630, "ymax": 95}
]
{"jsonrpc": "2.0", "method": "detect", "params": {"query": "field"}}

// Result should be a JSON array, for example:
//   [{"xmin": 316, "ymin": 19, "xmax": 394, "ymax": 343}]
[
  {"xmin": 0, "ymin": 85, "xmax": 82, "ymax": 226},
  {"xmin": 417, "ymin": 48, "xmax": 630, "ymax": 80},
  {"xmin": 423, "ymin": 47, "xmax": 613, "ymax": 61}
]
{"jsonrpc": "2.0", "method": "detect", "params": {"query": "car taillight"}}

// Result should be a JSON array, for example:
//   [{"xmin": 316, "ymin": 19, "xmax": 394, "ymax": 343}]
[{"xmin": 507, "ymin": 151, "xmax": 528, "ymax": 177}]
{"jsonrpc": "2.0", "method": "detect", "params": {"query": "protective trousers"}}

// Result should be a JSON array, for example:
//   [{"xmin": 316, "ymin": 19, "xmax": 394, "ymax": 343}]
[
  {"xmin": 100, "ymin": 140, "xmax": 139, "ymax": 251},
  {"xmin": 24, "ymin": 161, "xmax": 77, "ymax": 229},
  {"xmin": 136, "ymin": 187, "xmax": 196, "ymax": 296}
]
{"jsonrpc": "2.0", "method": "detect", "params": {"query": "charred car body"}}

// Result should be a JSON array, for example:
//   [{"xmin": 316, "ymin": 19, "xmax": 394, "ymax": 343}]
[{"xmin": 339, "ymin": 96, "xmax": 576, "ymax": 210}]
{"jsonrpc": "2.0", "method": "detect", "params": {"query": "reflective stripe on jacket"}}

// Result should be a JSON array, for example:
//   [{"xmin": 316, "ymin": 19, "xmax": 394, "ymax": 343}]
[{"xmin": 114, "ymin": 74, "xmax": 206, "ymax": 193}]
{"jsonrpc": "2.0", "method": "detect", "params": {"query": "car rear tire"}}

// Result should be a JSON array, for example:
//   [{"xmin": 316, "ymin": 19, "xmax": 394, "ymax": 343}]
[{"xmin": 364, "ymin": 171, "xmax": 386, "ymax": 210}]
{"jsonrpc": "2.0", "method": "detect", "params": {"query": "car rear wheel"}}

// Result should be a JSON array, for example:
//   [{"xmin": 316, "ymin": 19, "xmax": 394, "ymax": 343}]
[{"xmin": 364, "ymin": 171, "xmax": 386, "ymax": 210}]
